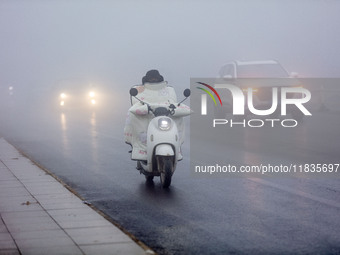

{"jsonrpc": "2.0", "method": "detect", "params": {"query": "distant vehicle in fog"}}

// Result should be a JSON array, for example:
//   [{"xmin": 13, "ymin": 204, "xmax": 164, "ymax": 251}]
[
  {"xmin": 215, "ymin": 60, "xmax": 304, "ymax": 120},
  {"xmin": 0, "ymin": 84, "xmax": 15, "ymax": 98},
  {"xmin": 218, "ymin": 60, "xmax": 298, "ymax": 79},
  {"xmin": 52, "ymin": 79, "xmax": 99, "ymax": 110}
]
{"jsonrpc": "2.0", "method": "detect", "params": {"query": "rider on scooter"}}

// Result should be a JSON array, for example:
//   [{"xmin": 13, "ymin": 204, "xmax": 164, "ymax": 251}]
[
  {"xmin": 124, "ymin": 70, "xmax": 184, "ymax": 161},
  {"xmin": 132, "ymin": 69, "xmax": 177, "ymax": 103}
]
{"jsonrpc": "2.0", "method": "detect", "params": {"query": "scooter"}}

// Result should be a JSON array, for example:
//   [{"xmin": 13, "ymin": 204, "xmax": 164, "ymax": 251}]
[{"xmin": 129, "ymin": 88, "xmax": 191, "ymax": 188}]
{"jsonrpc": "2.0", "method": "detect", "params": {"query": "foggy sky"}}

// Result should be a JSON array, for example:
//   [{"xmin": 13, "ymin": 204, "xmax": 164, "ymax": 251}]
[{"xmin": 1, "ymin": 0, "xmax": 340, "ymax": 91}]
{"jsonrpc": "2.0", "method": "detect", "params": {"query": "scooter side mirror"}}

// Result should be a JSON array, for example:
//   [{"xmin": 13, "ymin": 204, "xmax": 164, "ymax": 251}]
[
  {"xmin": 183, "ymin": 89, "xmax": 191, "ymax": 97},
  {"xmin": 178, "ymin": 89, "xmax": 191, "ymax": 106},
  {"xmin": 130, "ymin": 88, "xmax": 138, "ymax": 97}
]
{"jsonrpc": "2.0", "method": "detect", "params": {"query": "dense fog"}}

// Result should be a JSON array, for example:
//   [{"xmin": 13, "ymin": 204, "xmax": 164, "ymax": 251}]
[
  {"xmin": 0, "ymin": 0, "xmax": 339, "ymax": 96},
  {"xmin": 1, "ymin": 4, "xmax": 340, "ymax": 254}
]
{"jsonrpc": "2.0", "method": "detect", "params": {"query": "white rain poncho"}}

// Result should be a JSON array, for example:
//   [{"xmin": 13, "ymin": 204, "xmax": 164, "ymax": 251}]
[{"xmin": 124, "ymin": 81, "xmax": 185, "ymax": 160}]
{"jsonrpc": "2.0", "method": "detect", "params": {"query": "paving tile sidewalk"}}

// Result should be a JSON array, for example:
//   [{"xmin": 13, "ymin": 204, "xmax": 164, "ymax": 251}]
[{"xmin": 0, "ymin": 137, "xmax": 153, "ymax": 255}]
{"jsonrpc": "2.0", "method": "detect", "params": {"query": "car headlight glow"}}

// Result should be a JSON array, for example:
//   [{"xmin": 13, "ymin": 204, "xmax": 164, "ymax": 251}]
[
  {"xmin": 158, "ymin": 118, "xmax": 171, "ymax": 131},
  {"xmin": 89, "ymin": 91, "xmax": 95, "ymax": 98},
  {"xmin": 60, "ymin": 93, "xmax": 66, "ymax": 99}
]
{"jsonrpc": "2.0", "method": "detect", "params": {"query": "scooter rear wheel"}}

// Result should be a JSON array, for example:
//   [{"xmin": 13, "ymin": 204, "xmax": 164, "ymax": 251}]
[
  {"xmin": 145, "ymin": 175, "xmax": 154, "ymax": 182},
  {"xmin": 160, "ymin": 157, "xmax": 173, "ymax": 188}
]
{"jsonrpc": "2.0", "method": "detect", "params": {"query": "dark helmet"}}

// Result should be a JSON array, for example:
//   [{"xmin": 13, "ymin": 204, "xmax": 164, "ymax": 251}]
[{"xmin": 142, "ymin": 69, "xmax": 164, "ymax": 84}]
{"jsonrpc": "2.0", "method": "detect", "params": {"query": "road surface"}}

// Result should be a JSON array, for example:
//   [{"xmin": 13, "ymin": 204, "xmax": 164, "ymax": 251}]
[{"xmin": 0, "ymin": 94, "xmax": 339, "ymax": 254}]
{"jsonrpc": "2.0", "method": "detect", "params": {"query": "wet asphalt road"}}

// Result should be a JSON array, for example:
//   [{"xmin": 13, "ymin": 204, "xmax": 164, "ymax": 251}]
[{"xmin": 0, "ymin": 98, "xmax": 340, "ymax": 255}]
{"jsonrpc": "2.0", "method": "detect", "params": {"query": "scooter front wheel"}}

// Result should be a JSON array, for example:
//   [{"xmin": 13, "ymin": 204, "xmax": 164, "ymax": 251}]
[{"xmin": 160, "ymin": 157, "xmax": 173, "ymax": 188}]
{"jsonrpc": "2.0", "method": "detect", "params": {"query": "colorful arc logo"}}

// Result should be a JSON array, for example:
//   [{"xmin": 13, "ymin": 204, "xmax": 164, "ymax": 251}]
[{"xmin": 196, "ymin": 82, "xmax": 223, "ymax": 106}]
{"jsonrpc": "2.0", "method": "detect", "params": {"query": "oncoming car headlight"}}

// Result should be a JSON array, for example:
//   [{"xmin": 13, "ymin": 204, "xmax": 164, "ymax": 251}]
[
  {"xmin": 158, "ymin": 118, "xmax": 172, "ymax": 131},
  {"xmin": 89, "ymin": 91, "xmax": 96, "ymax": 105},
  {"xmin": 60, "ymin": 93, "xmax": 66, "ymax": 106}
]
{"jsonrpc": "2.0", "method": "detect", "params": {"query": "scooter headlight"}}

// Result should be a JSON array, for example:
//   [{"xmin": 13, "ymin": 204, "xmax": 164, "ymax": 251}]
[{"xmin": 158, "ymin": 118, "xmax": 171, "ymax": 131}]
